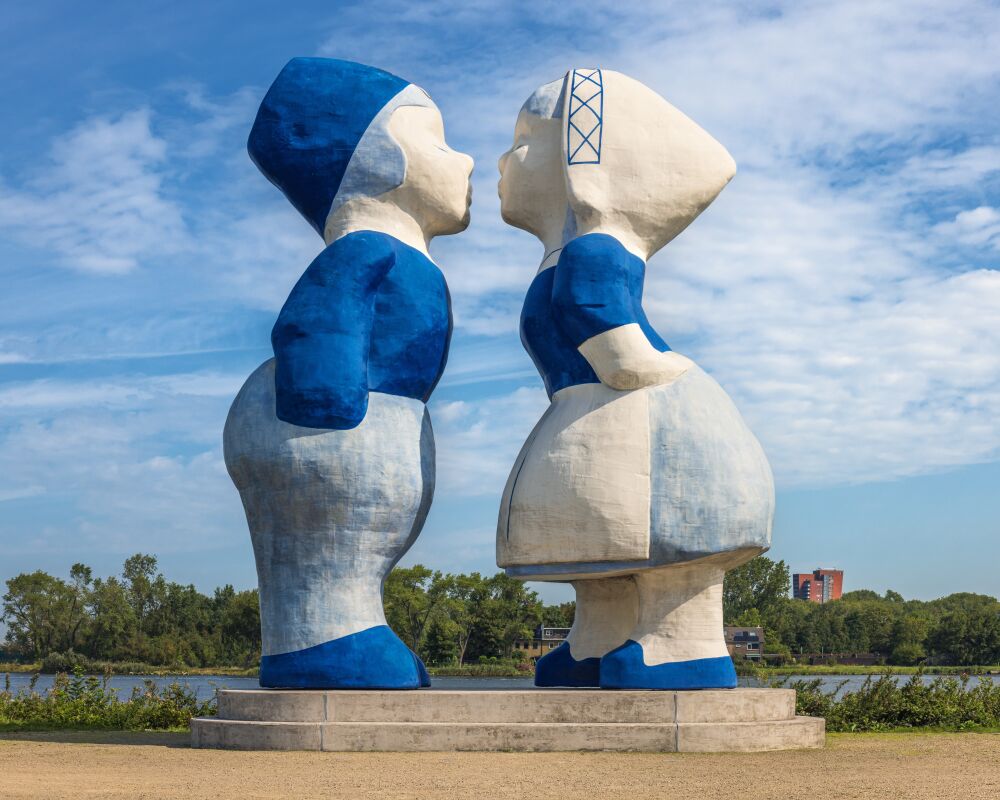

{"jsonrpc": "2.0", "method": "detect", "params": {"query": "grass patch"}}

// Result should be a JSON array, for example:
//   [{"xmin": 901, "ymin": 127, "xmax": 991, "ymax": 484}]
[
  {"xmin": 0, "ymin": 670, "xmax": 216, "ymax": 731},
  {"xmin": 0, "ymin": 663, "xmax": 42, "ymax": 673}
]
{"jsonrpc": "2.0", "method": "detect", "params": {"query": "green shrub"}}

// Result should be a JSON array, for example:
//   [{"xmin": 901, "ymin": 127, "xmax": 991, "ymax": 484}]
[
  {"xmin": 778, "ymin": 672, "xmax": 1000, "ymax": 732},
  {"xmin": 0, "ymin": 668, "xmax": 217, "ymax": 731},
  {"xmin": 39, "ymin": 651, "xmax": 92, "ymax": 674},
  {"xmin": 889, "ymin": 642, "xmax": 926, "ymax": 666}
]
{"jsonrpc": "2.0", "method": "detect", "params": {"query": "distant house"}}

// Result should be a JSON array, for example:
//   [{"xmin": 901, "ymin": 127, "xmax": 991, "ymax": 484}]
[
  {"xmin": 513, "ymin": 626, "xmax": 571, "ymax": 659},
  {"xmin": 725, "ymin": 626, "xmax": 764, "ymax": 661}
]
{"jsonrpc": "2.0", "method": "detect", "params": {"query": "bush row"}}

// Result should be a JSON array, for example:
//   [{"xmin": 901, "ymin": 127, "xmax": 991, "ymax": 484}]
[
  {"xmin": 0, "ymin": 670, "xmax": 216, "ymax": 731},
  {"xmin": 782, "ymin": 673, "xmax": 1000, "ymax": 732},
  {"xmin": 3, "ymin": 668, "xmax": 998, "ymax": 733}
]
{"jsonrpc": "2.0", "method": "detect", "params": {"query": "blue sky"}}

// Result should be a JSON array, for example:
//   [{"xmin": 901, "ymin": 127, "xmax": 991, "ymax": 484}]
[{"xmin": 0, "ymin": 0, "xmax": 998, "ymax": 608}]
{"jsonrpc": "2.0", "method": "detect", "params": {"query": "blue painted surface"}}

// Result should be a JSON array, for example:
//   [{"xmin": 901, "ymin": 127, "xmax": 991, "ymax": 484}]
[
  {"xmin": 248, "ymin": 57, "xmax": 408, "ymax": 236},
  {"xmin": 521, "ymin": 234, "xmax": 669, "ymax": 397},
  {"xmin": 520, "ymin": 267, "xmax": 600, "ymax": 397},
  {"xmin": 599, "ymin": 641, "xmax": 738, "ymax": 690},
  {"xmin": 567, "ymin": 69, "xmax": 603, "ymax": 165},
  {"xmin": 260, "ymin": 625, "xmax": 424, "ymax": 689},
  {"xmin": 412, "ymin": 651, "xmax": 432, "ymax": 688},
  {"xmin": 534, "ymin": 641, "xmax": 601, "ymax": 687},
  {"xmin": 271, "ymin": 230, "xmax": 452, "ymax": 429}
]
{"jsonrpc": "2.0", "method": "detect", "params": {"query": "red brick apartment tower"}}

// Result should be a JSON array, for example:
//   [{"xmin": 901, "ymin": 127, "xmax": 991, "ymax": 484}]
[{"xmin": 792, "ymin": 569, "xmax": 844, "ymax": 603}]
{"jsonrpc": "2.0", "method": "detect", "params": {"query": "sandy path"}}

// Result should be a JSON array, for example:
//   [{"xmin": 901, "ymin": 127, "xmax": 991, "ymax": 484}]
[{"xmin": 1, "ymin": 731, "xmax": 998, "ymax": 799}]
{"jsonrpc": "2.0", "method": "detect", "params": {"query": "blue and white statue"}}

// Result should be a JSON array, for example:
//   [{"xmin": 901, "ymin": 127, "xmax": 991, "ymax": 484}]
[
  {"xmin": 496, "ymin": 69, "xmax": 774, "ymax": 690},
  {"xmin": 225, "ymin": 58, "xmax": 473, "ymax": 689}
]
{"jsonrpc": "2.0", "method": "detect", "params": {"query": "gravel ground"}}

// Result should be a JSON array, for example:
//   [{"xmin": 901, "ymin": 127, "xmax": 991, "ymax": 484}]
[{"xmin": 1, "ymin": 731, "xmax": 998, "ymax": 799}]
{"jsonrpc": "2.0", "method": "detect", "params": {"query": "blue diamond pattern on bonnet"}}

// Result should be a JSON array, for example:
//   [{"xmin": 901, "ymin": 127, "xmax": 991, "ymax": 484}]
[
  {"xmin": 247, "ymin": 58, "xmax": 409, "ymax": 235},
  {"xmin": 567, "ymin": 68, "xmax": 603, "ymax": 165}
]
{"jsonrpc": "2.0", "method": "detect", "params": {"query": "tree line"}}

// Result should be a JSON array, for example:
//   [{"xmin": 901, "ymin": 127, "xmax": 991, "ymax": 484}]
[
  {"xmin": 2, "ymin": 554, "xmax": 998, "ymax": 668},
  {"xmin": 0, "ymin": 556, "xmax": 567, "ymax": 669},
  {"xmin": 1, "ymin": 556, "xmax": 260, "ymax": 668},
  {"xmin": 723, "ymin": 557, "xmax": 1000, "ymax": 665}
]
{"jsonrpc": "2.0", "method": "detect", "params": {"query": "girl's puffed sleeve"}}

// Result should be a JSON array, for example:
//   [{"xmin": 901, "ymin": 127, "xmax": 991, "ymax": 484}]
[
  {"xmin": 271, "ymin": 231, "xmax": 395, "ymax": 429},
  {"xmin": 552, "ymin": 233, "xmax": 684, "ymax": 391},
  {"xmin": 550, "ymin": 233, "xmax": 639, "ymax": 346}
]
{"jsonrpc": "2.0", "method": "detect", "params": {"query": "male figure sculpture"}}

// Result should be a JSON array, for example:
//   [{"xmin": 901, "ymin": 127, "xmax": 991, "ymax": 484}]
[
  {"xmin": 496, "ymin": 69, "xmax": 773, "ymax": 689},
  {"xmin": 225, "ymin": 58, "xmax": 473, "ymax": 688}
]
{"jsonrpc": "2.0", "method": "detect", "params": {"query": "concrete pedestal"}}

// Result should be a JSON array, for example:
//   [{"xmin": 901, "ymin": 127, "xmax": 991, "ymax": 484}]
[{"xmin": 190, "ymin": 688, "xmax": 824, "ymax": 752}]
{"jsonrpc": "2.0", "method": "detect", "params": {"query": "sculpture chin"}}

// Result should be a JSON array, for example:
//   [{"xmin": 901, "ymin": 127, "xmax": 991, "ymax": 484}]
[
  {"xmin": 499, "ymin": 202, "xmax": 538, "ymax": 237},
  {"xmin": 453, "ymin": 203, "xmax": 472, "ymax": 233}
]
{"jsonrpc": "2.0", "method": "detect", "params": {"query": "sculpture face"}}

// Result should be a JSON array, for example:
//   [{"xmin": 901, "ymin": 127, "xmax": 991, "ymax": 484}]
[
  {"xmin": 497, "ymin": 109, "xmax": 565, "ymax": 239},
  {"xmin": 388, "ymin": 103, "xmax": 474, "ymax": 237},
  {"xmin": 497, "ymin": 77, "xmax": 569, "ymax": 244}
]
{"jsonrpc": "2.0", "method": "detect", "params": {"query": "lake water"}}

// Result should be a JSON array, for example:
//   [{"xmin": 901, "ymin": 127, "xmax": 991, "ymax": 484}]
[{"xmin": 2, "ymin": 672, "xmax": 992, "ymax": 701}]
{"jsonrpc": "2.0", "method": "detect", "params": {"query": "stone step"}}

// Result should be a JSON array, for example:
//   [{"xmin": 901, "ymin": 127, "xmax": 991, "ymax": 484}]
[
  {"xmin": 216, "ymin": 688, "xmax": 796, "ymax": 724},
  {"xmin": 190, "ymin": 716, "xmax": 825, "ymax": 753}
]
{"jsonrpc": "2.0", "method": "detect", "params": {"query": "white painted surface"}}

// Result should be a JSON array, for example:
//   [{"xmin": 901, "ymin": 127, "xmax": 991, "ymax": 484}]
[
  {"xmin": 498, "ymin": 69, "xmax": 735, "ymax": 266},
  {"xmin": 560, "ymin": 69, "xmax": 736, "ymax": 262},
  {"xmin": 497, "ymin": 77, "xmax": 576, "ymax": 262},
  {"xmin": 630, "ymin": 564, "xmax": 730, "ymax": 665},
  {"xmin": 498, "ymin": 366, "xmax": 772, "ymax": 576},
  {"xmin": 565, "ymin": 577, "xmax": 638, "ymax": 659},
  {"xmin": 499, "ymin": 382, "xmax": 652, "ymax": 567},
  {"xmin": 578, "ymin": 323, "xmax": 694, "ymax": 390},
  {"xmin": 646, "ymin": 366, "xmax": 774, "ymax": 567}
]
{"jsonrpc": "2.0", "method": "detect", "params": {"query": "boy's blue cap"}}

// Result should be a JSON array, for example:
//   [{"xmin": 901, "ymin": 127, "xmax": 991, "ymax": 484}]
[{"xmin": 248, "ymin": 57, "xmax": 409, "ymax": 235}]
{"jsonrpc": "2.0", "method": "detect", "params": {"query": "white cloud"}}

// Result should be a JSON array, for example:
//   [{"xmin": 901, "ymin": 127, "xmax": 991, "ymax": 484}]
[
  {"xmin": 0, "ymin": 485, "xmax": 44, "ymax": 503},
  {"xmin": 934, "ymin": 207, "xmax": 1000, "ymax": 251},
  {"xmin": 0, "ymin": 110, "xmax": 187, "ymax": 274},
  {"xmin": 0, "ymin": 371, "xmax": 248, "ymax": 556},
  {"xmin": 171, "ymin": 84, "xmax": 262, "ymax": 159},
  {"xmin": 0, "ymin": 371, "xmax": 244, "ymax": 410},
  {"xmin": 432, "ymin": 387, "xmax": 549, "ymax": 496},
  {"xmin": 201, "ymin": 204, "xmax": 320, "ymax": 311}
]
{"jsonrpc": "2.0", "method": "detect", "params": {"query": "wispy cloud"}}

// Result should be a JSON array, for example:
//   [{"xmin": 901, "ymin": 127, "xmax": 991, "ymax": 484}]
[
  {"xmin": 0, "ymin": 110, "xmax": 187, "ymax": 274},
  {"xmin": 0, "ymin": 370, "xmax": 247, "ymax": 556}
]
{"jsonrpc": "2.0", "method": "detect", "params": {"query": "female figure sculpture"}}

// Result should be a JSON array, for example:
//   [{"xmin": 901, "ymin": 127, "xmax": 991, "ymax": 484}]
[
  {"xmin": 225, "ymin": 58, "xmax": 473, "ymax": 689},
  {"xmin": 496, "ymin": 69, "xmax": 773, "ymax": 689}
]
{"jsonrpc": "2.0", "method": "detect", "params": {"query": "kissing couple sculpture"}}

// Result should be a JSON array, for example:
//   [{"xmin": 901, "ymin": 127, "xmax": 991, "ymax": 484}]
[{"xmin": 224, "ymin": 58, "xmax": 774, "ymax": 692}]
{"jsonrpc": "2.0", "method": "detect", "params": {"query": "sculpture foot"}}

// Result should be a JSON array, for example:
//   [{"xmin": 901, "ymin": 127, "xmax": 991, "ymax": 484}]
[
  {"xmin": 534, "ymin": 641, "xmax": 601, "ymax": 687},
  {"xmin": 599, "ymin": 641, "xmax": 737, "ymax": 690},
  {"xmin": 259, "ymin": 625, "xmax": 424, "ymax": 689}
]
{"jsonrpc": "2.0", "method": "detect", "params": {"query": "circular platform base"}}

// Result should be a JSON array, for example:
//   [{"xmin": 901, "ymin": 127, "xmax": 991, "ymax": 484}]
[{"xmin": 191, "ymin": 688, "xmax": 824, "ymax": 752}]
